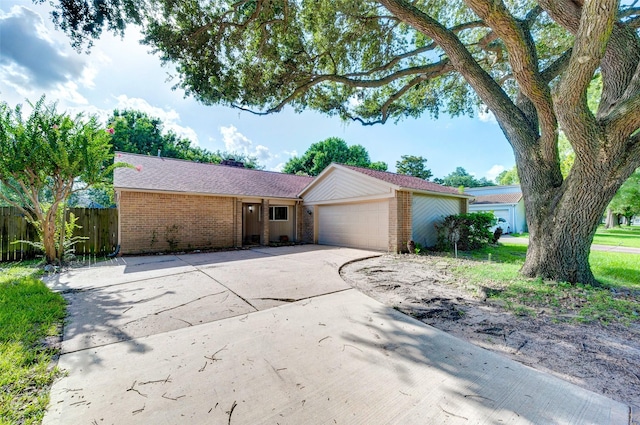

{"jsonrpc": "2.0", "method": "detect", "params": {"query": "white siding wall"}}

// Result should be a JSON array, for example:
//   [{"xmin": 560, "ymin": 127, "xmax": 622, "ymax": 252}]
[
  {"xmin": 269, "ymin": 205, "xmax": 295, "ymax": 242},
  {"xmin": 412, "ymin": 194, "xmax": 461, "ymax": 247},
  {"xmin": 303, "ymin": 167, "xmax": 392, "ymax": 204},
  {"xmin": 464, "ymin": 185, "xmax": 522, "ymax": 196}
]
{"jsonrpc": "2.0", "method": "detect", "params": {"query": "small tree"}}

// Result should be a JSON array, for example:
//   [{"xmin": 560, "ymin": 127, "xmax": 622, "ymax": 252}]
[
  {"xmin": 435, "ymin": 212, "xmax": 496, "ymax": 252},
  {"xmin": 0, "ymin": 97, "xmax": 125, "ymax": 265},
  {"xmin": 435, "ymin": 167, "xmax": 496, "ymax": 188},
  {"xmin": 396, "ymin": 155, "xmax": 433, "ymax": 180},
  {"xmin": 607, "ymin": 169, "xmax": 640, "ymax": 227}
]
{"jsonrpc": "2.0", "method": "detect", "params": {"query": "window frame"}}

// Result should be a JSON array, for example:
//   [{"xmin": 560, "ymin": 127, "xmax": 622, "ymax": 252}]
[{"xmin": 269, "ymin": 206, "xmax": 289, "ymax": 222}]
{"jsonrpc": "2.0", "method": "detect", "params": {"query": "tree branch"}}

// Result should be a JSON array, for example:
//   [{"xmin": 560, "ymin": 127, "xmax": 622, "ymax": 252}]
[
  {"xmin": 464, "ymin": 0, "xmax": 556, "ymax": 157},
  {"xmin": 377, "ymin": 0, "xmax": 538, "ymax": 148},
  {"xmin": 538, "ymin": 0, "xmax": 581, "ymax": 33},
  {"xmin": 232, "ymin": 60, "xmax": 453, "ymax": 114},
  {"xmin": 605, "ymin": 89, "xmax": 640, "ymax": 139},
  {"xmin": 353, "ymin": 74, "xmax": 433, "ymax": 125},
  {"xmin": 556, "ymin": 0, "xmax": 617, "ymax": 155},
  {"xmin": 343, "ymin": 20, "xmax": 485, "ymax": 79},
  {"xmin": 0, "ymin": 190, "xmax": 34, "ymax": 221},
  {"xmin": 540, "ymin": 48, "xmax": 572, "ymax": 83}
]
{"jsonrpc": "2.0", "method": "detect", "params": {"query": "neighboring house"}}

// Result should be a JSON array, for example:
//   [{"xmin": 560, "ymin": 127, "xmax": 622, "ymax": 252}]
[
  {"xmin": 466, "ymin": 185, "xmax": 527, "ymax": 234},
  {"xmin": 300, "ymin": 164, "xmax": 472, "ymax": 251},
  {"xmin": 114, "ymin": 153, "xmax": 472, "ymax": 254}
]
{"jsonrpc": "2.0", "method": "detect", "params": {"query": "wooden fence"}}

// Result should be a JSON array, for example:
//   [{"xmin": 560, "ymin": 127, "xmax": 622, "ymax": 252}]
[{"xmin": 0, "ymin": 207, "xmax": 118, "ymax": 262}]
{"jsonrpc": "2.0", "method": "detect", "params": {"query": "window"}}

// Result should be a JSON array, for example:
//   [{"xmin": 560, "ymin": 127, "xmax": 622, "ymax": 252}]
[{"xmin": 269, "ymin": 206, "xmax": 288, "ymax": 221}]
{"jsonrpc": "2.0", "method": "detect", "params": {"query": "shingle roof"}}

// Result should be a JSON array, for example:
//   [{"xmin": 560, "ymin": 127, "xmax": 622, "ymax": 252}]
[
  {"xmin": 114, "ymin": 152, "xmax": 313, "ymax": 199},
  {"xmin": 471, "ymin": 192, "xmax": 523, "ymax": 205},
  {"xmin": 341, "ymin": 164, "xmax": 468, "ymax": 196}
]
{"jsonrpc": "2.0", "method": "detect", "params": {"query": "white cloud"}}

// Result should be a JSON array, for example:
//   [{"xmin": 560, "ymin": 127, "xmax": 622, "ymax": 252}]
[
  {"xmin": 478, "ymin": 105, "xmax": 497, "ymax": 123},
  {"xmin": 254, "ymin": 145, "xmax": 272, "ymax": 162},
  {"xmin": 220, "ymin": 125, "xmax": 252, "ymax": 152},
  {"xmin": 50, "ymin": 81, "xmax": 89, "ymax": 105},
  {"xmin": 486, "ymin": 164, "xmax": 505, "ymax": 181},
  {"xmin": 271, "ymin": 163, "xmax": 286, "ymax": 172},
  {"xmin": 114, "ymin": 95, "xmax": 199, "ymax": 145},
  {"xmin": 0, "ymin": 6, "xmax": 85, "ymax": 89},
  {"xmin": 283, "ymin": 149, "xmax": 298, "ymax": 158},
  {"xmin": 219, "ymin": 125, "xmax": 272, "ymax": 163}
]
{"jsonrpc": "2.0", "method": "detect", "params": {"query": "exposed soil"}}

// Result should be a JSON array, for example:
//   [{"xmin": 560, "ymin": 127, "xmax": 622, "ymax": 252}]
[{"xmin": 340, "ymin": 254, "xmax": 640, "ymax": 411}]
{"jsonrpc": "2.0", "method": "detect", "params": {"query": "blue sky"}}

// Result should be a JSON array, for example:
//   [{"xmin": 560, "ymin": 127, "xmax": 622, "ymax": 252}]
[{"xmin": 0, "ymin": 0, "xmax": 514, "ymax": 180}]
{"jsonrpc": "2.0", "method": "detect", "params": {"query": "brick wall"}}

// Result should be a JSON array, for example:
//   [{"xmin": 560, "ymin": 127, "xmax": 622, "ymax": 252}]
[
  {"xmin": 118, "ymin": 191, "xmax": 236, "ymax": 254},
  {"xmin": 388, "ymin": 191, "xmax": 413, "ymax": 253},
  {"xmin": 300, "ymin": 204, "xmax": 315, "ymax": 243}
]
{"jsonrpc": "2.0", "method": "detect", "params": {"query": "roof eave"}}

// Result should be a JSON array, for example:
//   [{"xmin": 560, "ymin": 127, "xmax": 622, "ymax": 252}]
[
  {"xmin": 401, "ymin": 187, "xmax": 474, "ymax": 199},
  {"xmin": 114, "ymin": 187, "xmax": 302, "ymax": 201}
]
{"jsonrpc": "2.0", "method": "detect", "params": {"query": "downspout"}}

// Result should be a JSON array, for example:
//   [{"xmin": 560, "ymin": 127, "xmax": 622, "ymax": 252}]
[{"xmin": 107, "ymin": 244, "xmax": 120, "ymax": 258}]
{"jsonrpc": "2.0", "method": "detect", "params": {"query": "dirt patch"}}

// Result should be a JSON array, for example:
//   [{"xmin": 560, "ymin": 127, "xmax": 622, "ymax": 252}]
[{"xmin": 341, "ymin": 254, "xmax": 640, "ymax": 410}]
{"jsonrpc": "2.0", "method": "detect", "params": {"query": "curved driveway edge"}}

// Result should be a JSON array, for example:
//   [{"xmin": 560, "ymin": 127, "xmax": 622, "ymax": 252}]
[{"xmin": 43, "ymin": 245, "xmax": 630, "ymax": 424}]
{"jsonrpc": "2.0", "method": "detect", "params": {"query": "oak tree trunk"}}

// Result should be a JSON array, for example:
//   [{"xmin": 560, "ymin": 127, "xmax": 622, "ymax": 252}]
[{"xmin": 518, "ymin": 135, "xmax": 634, "ymax": 285}]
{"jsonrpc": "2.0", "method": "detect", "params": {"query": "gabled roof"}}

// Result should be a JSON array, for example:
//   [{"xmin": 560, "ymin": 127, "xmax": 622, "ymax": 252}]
[
  {"xmin": 114, "ymin": 152, "xmax": 313, "ymax": 199},
  {"xmin": 299, "ymin": 163, "xmax": 471, "ymax": 198},
  {"xmin": 340, "ymin": 164, "xmax": 470, "ymax": 197},
  {"xmin": 471, "ymin": 192, "xmax": 523, "ymax": 205}
]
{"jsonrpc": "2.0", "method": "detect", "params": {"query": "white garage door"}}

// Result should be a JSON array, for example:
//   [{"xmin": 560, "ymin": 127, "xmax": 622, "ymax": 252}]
[
  {"xmin": 318, "ymin": 201, "xmax": 389, "ymax": 251},
  {"xmin": 492, "ymin": 209, "xmax": 510, "ymax": 222}
]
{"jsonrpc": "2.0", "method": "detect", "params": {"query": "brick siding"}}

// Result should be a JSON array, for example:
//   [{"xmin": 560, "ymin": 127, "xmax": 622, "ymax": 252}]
[
  {"xmin": 388, "ymin": 191, "xmax": 413, "ymax": 253},
  {"xmin": 118, "ymin": 191, "xmax": 236, "ymax": 254},
  {"xmin": 300, "ymin": 204, "xmax": 315, "ymax": 243}
]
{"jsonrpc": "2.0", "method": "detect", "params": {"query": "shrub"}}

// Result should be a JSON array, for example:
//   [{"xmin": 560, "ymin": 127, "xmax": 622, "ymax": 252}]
[{"xmin": 435, "ymin": 212, "xmax": 496, "ymax": 251}]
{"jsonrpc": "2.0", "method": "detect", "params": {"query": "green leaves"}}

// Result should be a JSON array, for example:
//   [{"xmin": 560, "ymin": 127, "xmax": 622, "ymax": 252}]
[
  {"xmin": 0, "ymin": 96, "xmax": 117, "ymax": 263},
  {"xmin": 282, "ymin": 137, "xmax": 387, "ymax": 176},
  {"xmin": 436, "ymin": 166, "xmax": 495, "ymax": 187},
  {"xmin": 396, "ymin": 155, "xmax": 433, "ymax": 180},
  {"xmin": 106, "ymin": 109, "xmax": 261, "ymax": 168}
]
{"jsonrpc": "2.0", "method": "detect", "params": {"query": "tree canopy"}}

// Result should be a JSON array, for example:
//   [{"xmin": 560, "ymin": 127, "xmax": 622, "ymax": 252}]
[
  {"xmin": 396, "ymin": 155, "xmax": 433, "ymax": 180},
  {"xmin": 495, "ymin": 167, "xmax": 520, "ymax": 185},
  {"xmin": 108, "ymin": 109, "xmax": 260, "ymax": 168},
  {"xmin": 0, "ymin": 97, "xmax": 123, "ymax": 263},
  {"xmin": 282, "ymin": 137, "xmax": 387, "ymax": 176},
  {"xmin": 436, "ymin": 167, "xmax": 495, "ymax": 188},
  {"xmin": 42, "ymin": 0, "xmax": 640, "ymax": 284}
]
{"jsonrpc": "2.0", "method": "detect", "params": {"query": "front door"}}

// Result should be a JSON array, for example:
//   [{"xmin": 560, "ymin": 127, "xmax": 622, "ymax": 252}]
[{"xmin": 242, "ymin": 203, "xmax": 261, "ymax": 245}]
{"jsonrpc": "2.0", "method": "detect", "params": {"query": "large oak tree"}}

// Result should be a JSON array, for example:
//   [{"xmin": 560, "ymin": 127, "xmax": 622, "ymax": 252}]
[{"xmin": 43, "ymin": 0, "xmax": 640, "ymax": 284}]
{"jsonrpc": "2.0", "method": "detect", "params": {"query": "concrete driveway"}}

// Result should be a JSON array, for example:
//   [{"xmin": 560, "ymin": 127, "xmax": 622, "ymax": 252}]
[{"xmin": 43, "ymin": 245, "xmax": 629, "ymax": 424}]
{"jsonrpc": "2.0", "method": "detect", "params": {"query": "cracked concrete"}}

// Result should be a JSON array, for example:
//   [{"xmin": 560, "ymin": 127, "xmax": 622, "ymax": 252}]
[{"xmin": 43, "ymin": 245, "xmax": 630, "ymax": 424}]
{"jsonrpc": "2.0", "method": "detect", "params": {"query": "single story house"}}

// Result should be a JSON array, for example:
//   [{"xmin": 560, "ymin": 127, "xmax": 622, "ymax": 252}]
[
  {"xmin": 466, "ymin": 185, "xmax": 527, "ymax": 233},
  {"xmin": 114, "ymin": 153, "xmax": 472, "ymax": 254},
  {"xmin": 114, "ymin": 152, "xmax": 313, "ymax": 254}
]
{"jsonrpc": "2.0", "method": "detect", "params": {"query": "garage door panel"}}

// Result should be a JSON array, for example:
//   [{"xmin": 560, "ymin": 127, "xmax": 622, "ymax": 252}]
[{"xmin": 318, "ymin": 202, "xmax": 388, "ymax": 251}]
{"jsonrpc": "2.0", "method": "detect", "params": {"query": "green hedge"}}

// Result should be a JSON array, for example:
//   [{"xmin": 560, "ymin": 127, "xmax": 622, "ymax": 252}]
[{"xmin": 435, "ymin": 212, "xmax": 496, "ymax": 251}]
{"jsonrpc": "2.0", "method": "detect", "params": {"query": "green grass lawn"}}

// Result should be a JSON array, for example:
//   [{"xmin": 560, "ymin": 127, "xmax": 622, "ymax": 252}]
[
  {"xmin": 592, "ymin": 225, "xmax": 640, "ymax": 248},
  {"xmin": 514, "ymin": 225, "xmax": 640, "ymax": 248},
  {"xmin": 0, "ymin": 263, "xmax": 66, "ymax": 425},
  {"xmin": 445, "ymin": 241, "xmax": 640, "ymax": 324}
]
